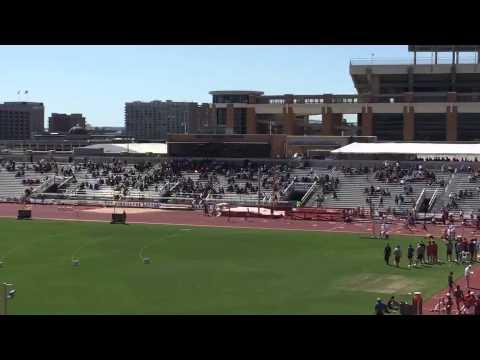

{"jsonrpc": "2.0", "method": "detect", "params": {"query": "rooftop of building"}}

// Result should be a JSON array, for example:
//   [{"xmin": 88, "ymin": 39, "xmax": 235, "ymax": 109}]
[
  {"xmin": 209, "ymin": 90, "xmax": 264, "ymax": 96},
  {"xmin": 50, "ymin": 113, "xmax": 84, "ymax": 117},
  {"xmin": 1, "ymin": 101, "xmax": 44, "ymax": 106},
  {"xmin": 125, "ymin": 100, "xmax": 199, "ymax": 105},
  {"xmin": 408, "ymin": 45, "xmax": 480, "ymax": 52}
]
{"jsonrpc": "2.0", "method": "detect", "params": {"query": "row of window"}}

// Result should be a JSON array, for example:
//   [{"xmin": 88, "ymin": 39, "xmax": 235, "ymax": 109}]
[
  {"xmin": 266, "ymin": 97, "xmax": 360, "ymax": 104},
  {"xmin": 371, "ymin": 113, "xmax": 480, "ymax": 141},
  {"xmin": 213, "ymin": 95, "xmax": 250, "ymax": 104},
  {"xmin": 0, "ymin": 112, "xmax": 29, "ymax": 116}
]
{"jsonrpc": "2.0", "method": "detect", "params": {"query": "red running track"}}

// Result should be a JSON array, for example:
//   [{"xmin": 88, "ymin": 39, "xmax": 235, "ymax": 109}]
[
  {"xmin": 423, "ymin": 267, "xmax": 480, "ymax": 315},
  {"xmin": 0, "ymin": 203, "xmax": 460, "ymax": 235}
]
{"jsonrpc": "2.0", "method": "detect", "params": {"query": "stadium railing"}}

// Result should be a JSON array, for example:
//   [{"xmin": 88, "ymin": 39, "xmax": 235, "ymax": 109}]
[{"xmin": 299, "ymin": 181, "xmax": 318, "ymax": 207}]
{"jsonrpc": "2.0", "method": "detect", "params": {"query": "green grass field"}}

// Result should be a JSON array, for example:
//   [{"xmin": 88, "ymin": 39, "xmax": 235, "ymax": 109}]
[{"xmin": 0, "ymin": 218, "xmax": 462, "ymax": 314}]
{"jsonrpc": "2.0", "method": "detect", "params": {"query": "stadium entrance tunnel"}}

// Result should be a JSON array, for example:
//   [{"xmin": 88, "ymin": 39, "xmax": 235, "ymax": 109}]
[
  {"xmin": 419, "ymin": 197, "xmax": 431, "ymax": 213},
  {"xmin": 45, "ymin": 183, "xmax": 59, "ymax": 193},
  {"xmin": 288, "ymin": 190, "xmax": 306, "ymax": 202}
]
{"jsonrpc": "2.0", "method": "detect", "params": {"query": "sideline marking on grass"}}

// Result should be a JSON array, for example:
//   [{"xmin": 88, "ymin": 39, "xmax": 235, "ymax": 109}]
[
  {"xmin": 0, "ymin": 244, "xmax": 23, "ymax": 264},
  {"xmin": 0, "ymin": 233, "xmax": 46, "ymax": 264},
  {"xmin": 71, "ymin": 242, "xmax": 90, "ymax": 263},
  {"xmin": 138, "ymin": 232, "xmax": 179, "ymax": 262}
]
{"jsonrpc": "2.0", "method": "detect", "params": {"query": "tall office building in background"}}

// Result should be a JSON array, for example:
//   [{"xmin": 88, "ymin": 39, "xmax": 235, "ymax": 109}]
[
  {"xmin": 0, "ymin": 102, "xmax": 44, "ymax": 140},
  {"xmin": 125, "ymin": 100, "xmax": 212, "ymax": 140}
]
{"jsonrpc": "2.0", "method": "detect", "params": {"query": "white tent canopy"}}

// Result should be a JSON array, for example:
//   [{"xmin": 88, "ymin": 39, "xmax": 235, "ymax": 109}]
[
  {"xmin": 332, "ymin": 142, "xmax": 480, "ymax": 157},
  {"xmin": 83, "ymin": 143, "xmax": 167, "ymax": 154}
]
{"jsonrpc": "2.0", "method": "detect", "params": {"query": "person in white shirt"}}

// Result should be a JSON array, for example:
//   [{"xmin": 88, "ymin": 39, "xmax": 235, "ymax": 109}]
[
  {"xmin": 448, "ymin": 225, "xmax": 456, "ymax": 242},
  {"xmin": 393, "ymin": 245, "xmax": 402, "ymax": 267},
  {"xmin": 465, "ymin": 265, "xmax": 474, "ymax": 289},
  {"xmin": 447, "ymin": 226, "xmax": 452, "ymax": 241},
  {"xmin": 380, "ymin": 222, "xmax": 388, "ymax": 239}
]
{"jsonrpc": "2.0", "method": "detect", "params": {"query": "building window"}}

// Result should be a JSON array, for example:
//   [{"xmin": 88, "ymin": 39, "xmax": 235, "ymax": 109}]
[
  {"xmin": 234, "ymin": 109, "xmax": 247, "ymax": 134},
  {"xmin": 217, "ymin": 108, "xmax": 227, "ymax": 126}
]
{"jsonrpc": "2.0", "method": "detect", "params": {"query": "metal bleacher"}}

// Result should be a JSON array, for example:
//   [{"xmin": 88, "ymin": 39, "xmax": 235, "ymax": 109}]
[
  {"xmin": 444, "ymin": 172, "xmax": 480, "ymax": 215},
  {"xmin": 0, "ymin": 162, "xmax": 57, "ymax": 200},
  {"xmin": 4, "ymin": 158, "xmax": 480, "ymax": 217}
]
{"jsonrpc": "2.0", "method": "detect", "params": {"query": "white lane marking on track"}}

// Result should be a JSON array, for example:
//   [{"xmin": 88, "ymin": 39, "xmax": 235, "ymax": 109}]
[{"xmin": 0, "ymin": 215, "xmax": 436, "ymax": 238}]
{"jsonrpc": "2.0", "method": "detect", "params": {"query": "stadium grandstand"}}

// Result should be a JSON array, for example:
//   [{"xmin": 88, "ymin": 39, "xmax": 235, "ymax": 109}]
[{"xmin": 1, "ymin": 151, "xmax": 480, "ymax": 224}]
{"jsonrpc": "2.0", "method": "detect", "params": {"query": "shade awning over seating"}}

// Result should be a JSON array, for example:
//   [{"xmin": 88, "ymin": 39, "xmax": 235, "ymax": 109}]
[{"xmin": 332, "ymin": 142, "xmax": 480, "ymax": 156}]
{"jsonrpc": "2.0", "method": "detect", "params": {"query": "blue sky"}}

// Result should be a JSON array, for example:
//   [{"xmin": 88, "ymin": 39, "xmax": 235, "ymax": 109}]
[{"xmin": 0, "ymin": 45, "xmax": 410, "ymax": 127}]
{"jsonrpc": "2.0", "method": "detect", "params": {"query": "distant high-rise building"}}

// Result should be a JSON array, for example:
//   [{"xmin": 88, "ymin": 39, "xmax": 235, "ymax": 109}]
[
  {"xmin": 48, "ymin": 113, "xmax": 86, "ymax": 133},
  {"xmin": 0, "ymin": 102, "xmax": 45, "ymax": 140},
  {"xmin": 125, "ymin": 101, "xmax": 212, "ymax": 140}
]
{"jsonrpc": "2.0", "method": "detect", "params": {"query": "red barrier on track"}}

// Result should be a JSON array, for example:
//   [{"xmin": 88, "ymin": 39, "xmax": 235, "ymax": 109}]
[{"xmin": 287, "ymin": 207, "xmax": 370, "ymax": 222}]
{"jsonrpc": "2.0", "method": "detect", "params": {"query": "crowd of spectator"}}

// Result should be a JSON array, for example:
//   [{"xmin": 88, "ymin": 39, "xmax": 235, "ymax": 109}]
[
  {"xmin": 54, "ymin": 158, "xmax": 309, "ymax": 203},
  {"xmin": 416, "ymin": 156, "xmax": 480, "ymax": 162},
  {"xmin": 7, "ymin": 157, "xmax": 480, "ymax": 218}
]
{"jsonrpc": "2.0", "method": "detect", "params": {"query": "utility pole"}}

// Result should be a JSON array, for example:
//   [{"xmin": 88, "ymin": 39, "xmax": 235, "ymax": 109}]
[
  {"xmin": 258, "ymin": 167, "xmax": 261, "ymax": 215},
  {"xmin": 272, "ymin": 166, "xmax": 278, "ymax": 215}
]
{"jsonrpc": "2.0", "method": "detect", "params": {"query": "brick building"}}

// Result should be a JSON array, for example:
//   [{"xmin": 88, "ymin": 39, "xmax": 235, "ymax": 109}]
[
  {"xmin": 201, "ymin": 46, "xmax": 480, "ymax": 142},
  {"xmin": 125, "ymin": 101, "xmax": 213, "ymax": 140},
  {"xmin": 0, "ymin": 102, "xmax": 44, "ymax": 140},
  {"xmin": 48, "ymin": 113, "xmax": 86, "ymax": 133}
]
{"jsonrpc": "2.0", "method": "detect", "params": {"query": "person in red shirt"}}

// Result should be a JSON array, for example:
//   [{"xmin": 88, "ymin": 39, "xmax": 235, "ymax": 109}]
[
  {"xmin": 426, "ymin": 240, "xmax": 433, "ymax": 264},
  {"xmin": 475, "ymin": 297, "xmax": 480, "ymax": 315},
  {"xmin": 453, "ymin": 285, "xmax": 464, "ymax": 314},
  {"xmin": 432, "ymin": 240, "xmax": 438, "ymax": 264},
  {"xmin": 463, "ymin": 291, "xmax": 476, "ymax": 315}
]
